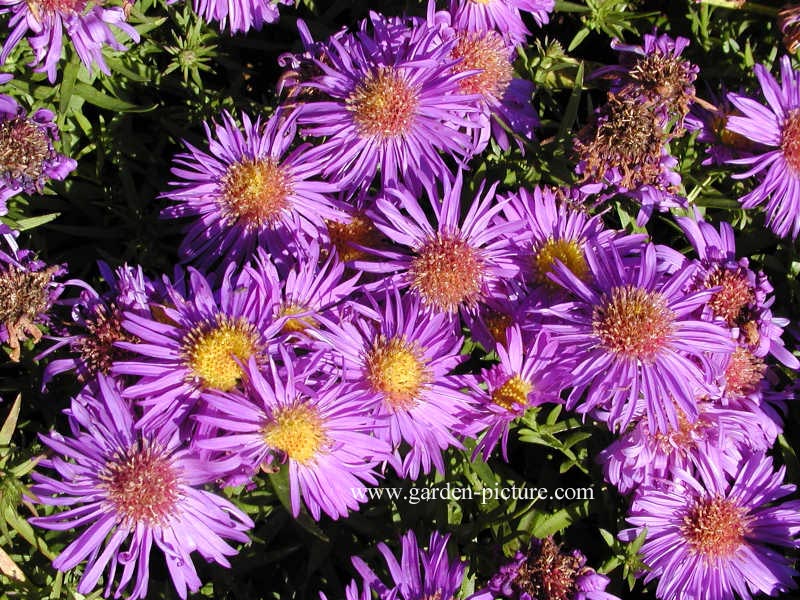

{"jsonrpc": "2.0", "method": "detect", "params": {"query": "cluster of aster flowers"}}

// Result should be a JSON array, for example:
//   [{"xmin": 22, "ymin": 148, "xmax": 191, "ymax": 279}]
[{"xmin": 2, "ymin": 1, "xmax": 800, "ymax": 599}]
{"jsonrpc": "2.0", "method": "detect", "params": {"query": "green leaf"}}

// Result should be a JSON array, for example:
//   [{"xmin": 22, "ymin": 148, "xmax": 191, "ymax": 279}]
[
  {"xmin": 13, "ymin": 213, "xmax": 61, "ymax": 232},
  {"xmin": 0, "ymin": 395, "xmax": 21, "ymax": 447},
  {"xmin": 73, "ymin": 83, "xmax": 156, "ymax": 113}
]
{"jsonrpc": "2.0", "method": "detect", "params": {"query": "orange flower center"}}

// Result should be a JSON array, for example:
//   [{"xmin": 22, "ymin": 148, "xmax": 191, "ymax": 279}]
[
  {"xmin": 681, "ymin": 496, "xmax": 749, "ymax": 560},
  {"xmin": 781, "ymin": 108, "xmax": 800, "ymax": 174},
  {"xmin": 365, "ymin": 336, "xmax": 430, "ymax": 409},
  {"xmin": 451, "ymin": 31, "xmax": 513, "ymax": 98},
  {"xmin": 348, "ymin": 68, "xmax": 419, "ymax": 139},
  {"xmin": 592, "ymin": 286, "xmax": 675, "ymax": 361},
  {"xmin": 409, "ymin": 234, "xmax": 485, "ymax": 313},
  {"xmin": 220, "ymin": 158, "xmax": 293, "ymax": 229}
]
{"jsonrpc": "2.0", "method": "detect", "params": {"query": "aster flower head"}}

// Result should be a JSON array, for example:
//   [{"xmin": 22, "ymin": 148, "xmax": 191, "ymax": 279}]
[
  {"xmin": 676, "ymin": 211, "xmax": 799, "ymax": 369},
  {"xmin": 444, "ymin": 23, "xmax": 538, "ymax": 150},
  {"xmin": 0, "ymin": 97, "xmax": 76, "ymax": 208},
  {"xmin": 191, "ymin": 0, "xmax": 291, "ymax": 33},
  {"xmin": 363, "ymin": 172, "xmax": 519, "ymax": 316},
  {"xmin": 113, "ymin": 260, "xmax": 283, "ymax": 430},
  {"xmin": 479, "ymin": 536, "xmax": 620, "ymax": 600},
  {"xmin": 0, "ymin": 239, "xmax": 65, "ymax": 361},
  {"xmin": 542, "ymin": 242, "xmax": 734, "ymax": 433},
  {"xmin": 39, "ymin": 262, "xmax": 156, "ymax": 385},
  {"xmin": 0, "ymin": 0, "xmax": 139, "ymax": 83},
  {"xmin": 29, "ymin": 375, "xmax": 253, "ymax": 600},
  {"xmin": 726, "ymin": 55, "xmax": 800, "ymax": 238},
  {"xmin": 622, "ymin": 452, "xmax": 800, "ymax": 600},
  {"xmin": 351, "ymin": 530, "xmax": 471, "ymax": 600},
  {"xmin": 317, "ymin": 287, "xmax": 472, "ymax": 479},
  {"xmin": 196, "ymin": 351, "xmax": 391, "ymax": 520},
  {"xmin": 465, "ymin": 326, "xmax": 567, "ymax": 461},
  {"xmin": 296, "ymin": 14, "xmax": 482, "ymax": 192},
  {"xmin": 161, "ymin": 109, "xmax": 337, "ymax": 269}
]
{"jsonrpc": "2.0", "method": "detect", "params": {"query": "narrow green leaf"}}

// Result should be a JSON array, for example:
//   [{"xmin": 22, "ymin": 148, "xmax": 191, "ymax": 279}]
[
  {"xmin": 73, "ymin": 83, "xmax": 156, "ymax": 113},
  {"xmin": 0, "ymin": 395, "xmax": 21, "ymax": 446},
  {"xmin": 14, "ymin": 213, "xmax": 61, "ymax": 232}
]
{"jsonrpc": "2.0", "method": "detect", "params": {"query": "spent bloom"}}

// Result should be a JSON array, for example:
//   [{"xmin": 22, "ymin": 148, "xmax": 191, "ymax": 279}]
[
  {"xmin": 0, "ymin": 0, "xmax": 139, "ymax": 83},
  {"xmin": 29, "ymin": 375, "xmax": 253, "ymax": 600},
  {"xmin": 623, "ymin": 453, "xmax": 800, "ymax": 600},
  {"xmin": 478, "ymin": 536, "xmax": 620, "ymax": 600},
  {"xmin": 726, "ymin": 55, "xmax": 800, "ymax": 238},
  {"xmin": 0, "ymin": 95, "xmax": 76, "ymax": 208},
  {"xmin": 0, "ymin": 235, "xmax": 65, "ymax": 361}
]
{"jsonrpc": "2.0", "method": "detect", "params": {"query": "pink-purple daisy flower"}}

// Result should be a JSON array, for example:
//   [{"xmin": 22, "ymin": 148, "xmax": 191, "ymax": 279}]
[
  {"xmin": 542, "ymin": 242, "xmax": 734, "ymax": 433},
  {"xmin": 449, "ymin": 0, "xmax": 554, "ymax": 46},
  {"xmin": 0, "ymin": 0, "xmax": 139, "ymax": 83},
  {"xmin": 622, "ymin": 453, "xmax": 800, "ymax": 600},
  {"xmin": 161, "ymin": 109, "xmax": 337, "ymax": 269},
  {"xmin": 191, "ymin": 0, "xmax": 292, "ymax": 34},
  {"xmin": 317, "ymin": 288, "xmax": 473, "ymax": 479},
  {"xmin": 726, "ymin": 55, "xmax": 800, "ymax": 238},
  {"xmin": 363, "ymin": 173, "xmax": 519, "ymax": 315},
  {"xmin": 29, "ymin": 375, "xmax": 253, "ymax": 600},
  {"xmin": 196, "ymin": 352, "xmax": 391, "ymax": 520},
  {"xmin": 113, "ymin": 261, "xmax": 283, "ymax": 430},
  {"xmin": 295, "ymin": 14, "xmax": 481, "ymax": 192}
]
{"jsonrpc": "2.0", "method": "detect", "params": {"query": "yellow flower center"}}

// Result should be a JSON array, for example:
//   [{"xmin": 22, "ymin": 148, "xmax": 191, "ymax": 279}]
[
  {"xmin": 348, "ymin": 68, "xmax": 419, "ymax": 139},
  {"xmin": 366, "ymin": 336, "xmax": 430, "ymax": 409},
  {"xmin": 532, "ymin": 238, "xmax": 588, "ymax": 288},
  {"xmin": 184, "ymin": 317, "xmax": 260, "ymax": 391},
  {"xmin": 491, "ymin": 375, "xmax": 532, "ymax": 411},
  {"xmin": 325, "ymin": 212, "xmax": 384, "ymax": 262},
  {"xmin": 279, "ymin": 304, "xmax": 318, "ymax": 334},
  {"xmin": 263, "ymin": 404, "xmax": 327, "ymax": 464},
  {"xmin": 220, "ymin": 158, "xmax": 293, "ymax": 229}
]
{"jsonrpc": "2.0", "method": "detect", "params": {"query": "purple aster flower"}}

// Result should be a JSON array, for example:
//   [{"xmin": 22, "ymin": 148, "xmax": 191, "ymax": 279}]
[
  {"xmin": 362, "ymin": 172, "xmax": 519, "ymax": 315},
  {"xmin": 676, "ymin": 212, "xmax": 799, "ymax": 368},
  {"xmin": 726, "ymin": 55, "xmax": 800, "ymax": 238},
  {"xmin": 0, "ymin": 238, "xmax": 65, "ymax": 361},
  {"xmin": 113, "ymin": 261, "xmax": 283, "ymax": 430},
  {"xmin": 316, "ymin": 288, "xmax": 472, "ymax": 479},
  {"xmin": 622, "ymin": 453, "xmax": 800, "ymax": 600},
  {"xmin": 161, "ymin": 109, "xmax": 338, "ymax": 269},
  {"xmin": 500, "ymin": 185, "xmax": 645, "ymax": 300},
  {"xmin": 196, "ymin": 351, "xmax": 391, "ymax": 520},
  {"xmin": 191, "ymin": 0, "xmax": 291, "ymax": 33},
  {"xmin": 350, "ymin": 530, "xmax": 473, "ymax": 600},
  {"xmin": 477, "ymin": 536, "xmax": 620, "ymax": 600},
  {"xmin": 0, "ymin": 0, "xmax": 139, "ymax": 83},
  {"xmin": 1, "ymin": 96, "xmax": 76, "ymax": 208},
  {"xmin": 295, "ymin": 14, "xmax": 481, "ymax": 192},
  {"xmin": 444, "ymin": 24, "xmax": 538, "ymax": 151},
  {"xmin": 542, "ymin": 242, "xmax": 734, "ymax": 433},
  {"xmin": 39, "ymin": 262, "xmax": 156, "ymax": 385},
  {"xmin": 449, "ymin": 0, "xmax": 554, "ymax": 46},
  {"xmin": 465, "ymin": 326, "xmax": 566, "ymax": 461},
  {"xmin": 30, "ymin": 375, "xmax": 253, "ymax": 600},
  {"xmin": 599, "ymin": 401, "xmax": 771, "ymax": 495},
  {"xmin": 593, "ymin": 31, "xmax": 698, "ymax": 129},
  {"xmin": 249, "ymin": 242, "xmax": 360, "ymax": 346}
]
